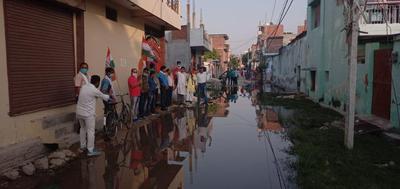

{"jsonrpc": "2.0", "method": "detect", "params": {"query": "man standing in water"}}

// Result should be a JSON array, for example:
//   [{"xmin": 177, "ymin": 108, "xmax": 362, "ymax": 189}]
[
  {"xmin": 176, "ymin": 66, "xmax": 187, "ymax": 106},
  {"xmin": 197, "ymin": 67, "xmax": 208, "ymax": 105},
  {"xmin": 77, "ymin": 75, "xmax": 109, "ymax": 156}
]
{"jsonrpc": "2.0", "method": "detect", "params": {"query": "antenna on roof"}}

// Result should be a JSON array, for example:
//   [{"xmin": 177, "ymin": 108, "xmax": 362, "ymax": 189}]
[
  {"xmin": 192, "ymin": 0, "xmax": 196, "ymax": 29},
  {"xmin": 200, "ymin": 8, "xmax": 204, "ymax": 28}
]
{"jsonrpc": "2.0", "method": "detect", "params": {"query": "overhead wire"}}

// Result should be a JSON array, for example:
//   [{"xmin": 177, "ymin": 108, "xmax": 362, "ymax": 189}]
[
  {"xmin": 270, "ymin": 0, "xmax": 278, "ymax": 23},
  {"xmin": 265, "ymin": 0, "xmax": 295, "ymax": 52},
  {"xmin": 264, "ymin": 131, "xmax": 287, "ymax": 189},
  {"xmin": 231, "ymin": 35, "xmax": 257, "ymax": 51},
  {"xmin": 229, "ymin": 107, "xmax": 287, "ymax": 189}
]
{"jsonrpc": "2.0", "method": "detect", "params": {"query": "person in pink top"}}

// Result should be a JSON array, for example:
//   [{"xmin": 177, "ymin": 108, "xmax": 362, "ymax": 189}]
[{"xmin": 128, "ymin": 68, "xmax": 141, "ymax": 121}]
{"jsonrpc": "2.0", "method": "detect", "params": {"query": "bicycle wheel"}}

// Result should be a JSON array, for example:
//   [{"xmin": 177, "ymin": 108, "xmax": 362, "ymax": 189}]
[
  {"xmin": 105, "ymin": 112, "xmax": 118, "ymax": 139},
  {"xmin": 121, "ymin": 104, "xmax": 131, "ymax": 128}
]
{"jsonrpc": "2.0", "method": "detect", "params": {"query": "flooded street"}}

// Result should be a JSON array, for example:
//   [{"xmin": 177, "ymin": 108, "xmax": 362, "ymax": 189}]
[
  {"xmin": 182, "ymin": 85, "xmax": 295, "ymax": 189},
  {"xmin": 8, "ymin": 83, "xmax": 296, "ymax": 189}
]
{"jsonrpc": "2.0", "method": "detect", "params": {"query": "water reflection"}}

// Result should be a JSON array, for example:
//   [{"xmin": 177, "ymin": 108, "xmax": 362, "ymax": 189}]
[
  {"xmin": 257, "ymin": 108, "xmax": 284, "ymax": 132},
  {"xmin": 32, "ymin": 82, "xmax": 297, "ymax": 189}
]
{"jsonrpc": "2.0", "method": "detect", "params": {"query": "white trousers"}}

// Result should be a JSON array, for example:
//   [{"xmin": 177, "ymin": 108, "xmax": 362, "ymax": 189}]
[
  {"xmin": 77, "ymin": 115, "xmax": 96, "ymax": 152},
  {"xmin": 186, "ymin": 90, "xmax": 194, "ymax": 102},
  {"xmin": 131, "ymin": 96, "xmax": 140, "ymax": 119}
]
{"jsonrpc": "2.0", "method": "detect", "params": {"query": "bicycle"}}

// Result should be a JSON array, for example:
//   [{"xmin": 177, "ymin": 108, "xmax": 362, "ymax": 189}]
[{"xmin": 104, "ymin": 94, "xmax": 132, "ymax": 139}]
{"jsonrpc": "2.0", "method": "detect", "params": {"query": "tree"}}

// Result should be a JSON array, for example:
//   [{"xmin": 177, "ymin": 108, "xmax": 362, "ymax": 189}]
[
  {"xmin": 241, "ymin": 52, "xmax": 252, "ymax": 67},
  {"xmin": 204, "ymin": 49, "xmax": 220, "ymax": 61},
  {"xmin": 229, "ymin": 55, "xmax": 240, "ymax": 69}
]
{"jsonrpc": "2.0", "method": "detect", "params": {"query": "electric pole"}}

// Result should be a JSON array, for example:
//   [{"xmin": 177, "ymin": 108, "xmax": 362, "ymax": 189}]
[
  {"xmin": 186, "ymin": 0, "xmax": 191, "ymax": 69},
  {"xmin": 345, "ymin": 0, "xmax": 360, "ymax": 150}
]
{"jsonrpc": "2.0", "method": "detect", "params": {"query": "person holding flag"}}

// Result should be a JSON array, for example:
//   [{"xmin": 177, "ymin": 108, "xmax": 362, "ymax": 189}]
[
  {"xmin": 101, "ymin": 48, "xmax": 117, "ymax": 126},
  {"xmin": 101, "ymin": 68, "xmax": 116, "ymax": 127}
]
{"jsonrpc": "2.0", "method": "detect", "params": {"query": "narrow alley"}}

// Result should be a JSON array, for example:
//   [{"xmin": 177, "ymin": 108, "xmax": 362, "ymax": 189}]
[
  {"xmin": 2, "ymin": 0, "xmax": 400, "ymax": 188},
  {"xmin": 3, "ymin": 82, "xmax": 297, "ymax": 189}
]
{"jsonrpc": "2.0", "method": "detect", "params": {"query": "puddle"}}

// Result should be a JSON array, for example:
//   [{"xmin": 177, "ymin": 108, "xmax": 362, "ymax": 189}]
[{"xmin": 8, "ymin": 83, "xmax": 297, "ymax": 189}]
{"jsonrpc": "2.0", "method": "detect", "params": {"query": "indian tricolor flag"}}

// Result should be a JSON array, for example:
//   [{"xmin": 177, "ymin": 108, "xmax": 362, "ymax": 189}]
[
  {"xmin": 142, "ymin": 40, "xmax": 156, "ymax": 61},
  {"xmin": 105, "ymin": 47, "xmax": 115, "ymax": 68}
]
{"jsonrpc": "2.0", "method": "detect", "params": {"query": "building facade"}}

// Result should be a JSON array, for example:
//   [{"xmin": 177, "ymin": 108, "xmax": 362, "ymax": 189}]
[
  {"xmin": 269, "ymin": 0, "xmax": 400, "ymax": 128},
  {"xmin": 0, "ymin": 0, "xmax": 181, "ymax": 172},
  {"xmin": 165, "ymin": 25, "xmax": 211, "ymax": 71},
  {"xmin": 270, "ymin": 32, "xmax": 308, "ymax": 92},
  {"xmin": 209, "ymin": 34, "xmax": 230, "ymax": 74}
]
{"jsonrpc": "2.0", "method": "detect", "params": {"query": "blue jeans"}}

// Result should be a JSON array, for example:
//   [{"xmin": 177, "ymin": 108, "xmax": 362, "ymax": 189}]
[
  {"xmin": 147, "ymin": 91, "xmax": 155, "ymax": 114},
  {"xmin": 160, "ymin": 86, "xmax": 168, "ymax": 109},
  {"xmin": 167, "ymin": 87, "xmax": 173, "ymax": 107},
  {"xmin": 198, "ymin": 83, "xmax": 208, "ymax": 103},
  {"xmin": 139, "ymin": 92, "xmax": 148, "ymax": 117}
]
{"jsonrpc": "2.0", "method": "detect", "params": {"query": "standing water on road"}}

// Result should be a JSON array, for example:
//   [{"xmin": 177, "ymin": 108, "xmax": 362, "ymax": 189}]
[{"xmin": 9, "ymin": 82, "xmax": 297, "ymax": 189}]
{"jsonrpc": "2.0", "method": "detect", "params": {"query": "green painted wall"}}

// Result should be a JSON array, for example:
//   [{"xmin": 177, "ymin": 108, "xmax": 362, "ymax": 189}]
[
  {"xmin": 391, "ymin": 38, "xmax": 400, "ymax": 128},
  {"xmin": 307, "ymin": 0, "xmax": 348, "ymax": 110},
  {"xmin": 306, "ymin": 0, "xmax": 395, "ymax": 124},
  {"xmin": 305, "ymin": 0, "xmax": 400, "ymax": 128},
  {"xmin": 355, "ymin": 42, "xmax": 379, "ymax": 115},
  {"xmin": 306, "ymin": 0, "xmax": 323, "ymax": 100}
]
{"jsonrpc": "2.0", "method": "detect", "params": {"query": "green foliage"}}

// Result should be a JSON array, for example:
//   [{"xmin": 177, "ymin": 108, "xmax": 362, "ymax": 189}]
[
  {"xmin": 229, "ymin": 55, "xmax": 240, "ymax": 69},
  {"xmin": 258, "ymin": 93, "xmax": 400, "ymax": 189},
  {"xmin": 204, "ymin": 49, "xmax": 220, "ymax": 61},
  {"xmin": 241, "ymin": 53, "xmax": 251, "ymax": 66}
]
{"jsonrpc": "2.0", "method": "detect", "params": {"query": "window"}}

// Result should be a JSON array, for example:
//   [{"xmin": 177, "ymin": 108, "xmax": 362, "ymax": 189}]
[
  {"xmin": 325, "ymin": 71, "xmax": 330, "ymax": 82},
  {"xmin": 311, "ymin": 71, "xmax": 316, "ymax": 91},
  {"xmin": 106, "ymin": 6, "xmax": 118, "ymax": 22},
  {"xmin": 311, "ymin": 1, "xmax": 321, "ymax": 29},
  {"xmin": 357, "ymin": 44, "xmax": 366, "ymax": 64}
]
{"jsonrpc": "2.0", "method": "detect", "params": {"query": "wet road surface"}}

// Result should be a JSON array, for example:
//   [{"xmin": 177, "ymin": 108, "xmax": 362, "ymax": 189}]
[{"xmin": 7, "ymin": 82, "xmax": 296, "ymax": 189}]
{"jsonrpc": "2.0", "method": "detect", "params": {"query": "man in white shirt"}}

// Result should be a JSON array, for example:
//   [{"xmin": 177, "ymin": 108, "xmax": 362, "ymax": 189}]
[
  {"xmin": 197, "ymin": 67, "xmax": 208, "ymax": 104},
  {"xmin": 76, "ymin": 75, "xmax": 110, "ymax": 156},
  {"xmin": 176, "ymin": 66, "xmax": 187, "ymax": 106}
]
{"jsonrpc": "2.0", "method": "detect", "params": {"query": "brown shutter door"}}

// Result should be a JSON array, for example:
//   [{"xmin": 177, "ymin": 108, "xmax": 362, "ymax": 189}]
[{"xmin": 4, "ymin": 0, "xmax": 75, "ymax": 116}]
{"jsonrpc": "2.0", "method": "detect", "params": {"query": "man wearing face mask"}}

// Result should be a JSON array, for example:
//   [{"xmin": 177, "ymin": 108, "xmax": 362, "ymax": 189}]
[
  {"xmin": 128, "ymin": 68, "xmax": 141, "ymax": 121},
  {"xmin": 74, "ymin": 62, "xmax": 90, "ymax": 100},
  {"xmin": 101, "ymin": 67, "xmax": 117, "ymax": 126},
  {"xmin": 138, "ymin": 68, "xmax": 149, "ymax": 118}
]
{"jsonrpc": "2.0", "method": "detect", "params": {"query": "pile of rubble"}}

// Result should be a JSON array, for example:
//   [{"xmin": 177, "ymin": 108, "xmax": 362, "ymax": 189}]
[{"xmin": 2, "ymin": 149, "xmax": 77, "ymax": 180}]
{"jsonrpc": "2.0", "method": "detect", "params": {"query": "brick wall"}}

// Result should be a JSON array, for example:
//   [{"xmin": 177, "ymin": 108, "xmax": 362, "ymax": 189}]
[
  {"xmin": 267, "ymin": 36, "xmax": 283, "ymax": 53},
  {"xmin": 171, "ymin": 25, "xmax": 188, "ymax": 40}
]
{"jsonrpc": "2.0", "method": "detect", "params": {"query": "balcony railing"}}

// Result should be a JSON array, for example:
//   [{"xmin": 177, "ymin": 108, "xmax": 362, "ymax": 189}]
[
  {"xmin": 164, "ymin": 0, "xmax": 180, "ymax": 14},
  {"xmin": 360, "ymin": 3, "xmax": 400, "ymax": 24}
]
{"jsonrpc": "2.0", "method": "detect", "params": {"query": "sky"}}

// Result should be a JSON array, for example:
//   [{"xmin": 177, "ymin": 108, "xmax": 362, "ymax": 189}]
[{"xmin": 181, "ymin": 0, "xmax": 308, "ymax": 54}]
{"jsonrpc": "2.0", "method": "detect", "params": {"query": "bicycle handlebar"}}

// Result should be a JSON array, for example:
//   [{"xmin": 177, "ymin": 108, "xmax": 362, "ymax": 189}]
[{"xmin": 116, "ymin": 93, "xmax": 129, "ymax": 97}]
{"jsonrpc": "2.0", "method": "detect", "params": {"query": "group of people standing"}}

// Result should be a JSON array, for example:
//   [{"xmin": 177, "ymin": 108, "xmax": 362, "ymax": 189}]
[
  {"xmin": 226, "ymin": 68, "xmax": 241, "ymax": 86},
  {"xmin": 128, "ymin": 61, "xmax": 209, "ymax": 121},
  {"xmin": 72, "ymin": 61, "xmax": 209, "ymax": 156}
]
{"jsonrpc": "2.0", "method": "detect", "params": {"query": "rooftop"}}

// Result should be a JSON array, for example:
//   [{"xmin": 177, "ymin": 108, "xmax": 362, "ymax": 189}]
[{"xmin": 209, "ymin": 34, "xmax": 229, "ymax": 40}]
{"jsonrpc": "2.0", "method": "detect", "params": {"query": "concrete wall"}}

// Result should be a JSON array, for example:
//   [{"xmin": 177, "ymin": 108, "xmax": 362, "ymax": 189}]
[
  {"xmin": 306, "ymin": 0, "xmax": 349, "ymax": 109},
  {"xmin": 306, "ymin": 0, "xmax": 324, "ymax": 99},
  {"xmin": 360, "ymin": 24, "xmax": 400, "ymax": 36},
  {"xmin": 355, "ymin": 42, "xmax": 379, "ymax": 116},
  {"xmin": 84, "ymin": 0, "xmax": 144, "ymax": 123},
  {"xmin": 190, "ymin": 28, "xmax": 211, "ymax": 51},
  {"xmin": 306, "ymin": 0, "xmax": 399, "ymax": 128},
  {"xmin": 0, "ymin": 0, "xmax": 145, "ymax": 148},
  {"xmin": 165, "ymin": 32, "xmax": 190, "ymax": 69},
  {"xmin": 271, "ymin": 34, "xmax": 308, "ymax": 93},
  {"xmin": 129, "ymin": 0, "xmax": 181, "ymax": 29},
  {"xmin": 391, "ymin": 37, "xmax": 400, "ymax": 128}
]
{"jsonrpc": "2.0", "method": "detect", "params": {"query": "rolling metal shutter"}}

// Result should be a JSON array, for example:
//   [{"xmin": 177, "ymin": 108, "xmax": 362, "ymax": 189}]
[{"xmin": 4, "ymin": 0, "xmax": 75, "ymax": 116}]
